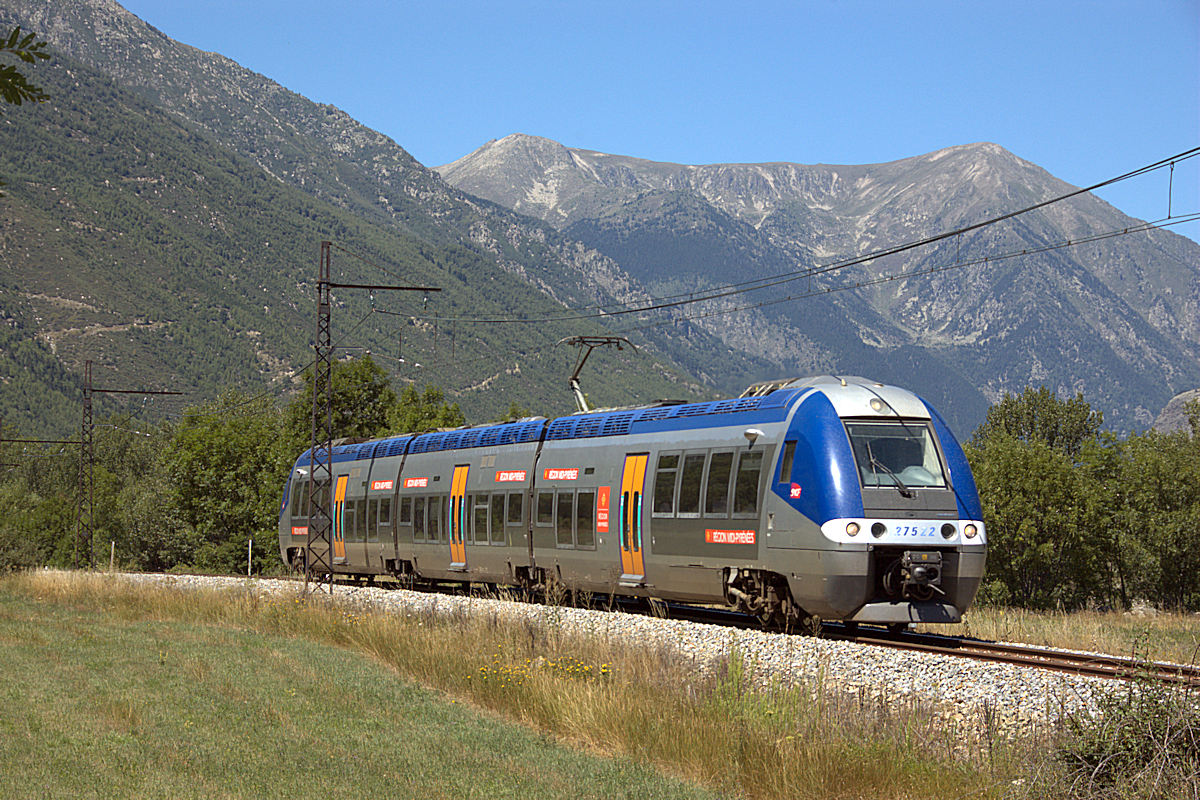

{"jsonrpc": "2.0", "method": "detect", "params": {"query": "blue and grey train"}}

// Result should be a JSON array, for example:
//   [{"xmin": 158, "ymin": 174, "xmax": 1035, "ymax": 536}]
[{"xmin": 278, "ymin": 376, "xmax": 986, "ymax": 627}]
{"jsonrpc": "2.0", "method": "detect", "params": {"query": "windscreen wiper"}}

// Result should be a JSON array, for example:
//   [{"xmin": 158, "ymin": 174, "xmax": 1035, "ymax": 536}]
[{"xmin": 866, "ymin": 442, "xmax": 914, "ymax": 498}]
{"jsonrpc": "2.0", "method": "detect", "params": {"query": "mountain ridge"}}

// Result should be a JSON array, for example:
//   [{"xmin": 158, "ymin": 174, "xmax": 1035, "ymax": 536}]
[{"xmin": 437, "ymin": 133, "xmax": 1200, "ymax": 431}]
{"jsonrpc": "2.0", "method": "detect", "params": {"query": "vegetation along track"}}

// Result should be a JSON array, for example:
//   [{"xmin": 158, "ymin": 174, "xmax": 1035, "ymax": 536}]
[{"xmin": 301, "ymin": 572, "xmax": 1199, "ymax": 687}]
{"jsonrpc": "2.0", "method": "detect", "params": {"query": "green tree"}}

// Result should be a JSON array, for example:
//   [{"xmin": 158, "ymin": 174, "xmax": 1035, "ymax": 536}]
[
  {"xmin": 285, "ymin": 356, "xmax": 398, "ymax": 452},
  {"xmin": 967, "ymin": 387, "xmax": 1108, "ymax": 609},
  {"xmin": 0, "ymin": 26, "xmax": 49, "ymax": 196},
  {"xmin": 0, "ymin": 27, "xmax": 49, "ymax": 107},
  {"xmin": 969, "ymin": 386, "xmax": 1102, "ymax": 457},
  {"xmin": 494, "ymin": 400, "xmax": 532, "ymax": 423},
  {"xmin": 968, "ymin": 434, "xmax": 1101, "ymax": 609},
  {"xmin": 163, "ymin": 392, "xmax": 291, "ymax": 573},
  {"xmin": 388, "ymin": 385, "xmax": 465, "ymax": 434},
  {"xmin": 90, "ymin": 418, "xmax": 195, "ymax": 573},
  {"xmin": 1119, "ymin": 428, "xmax": 1200, "ymax": 610}
]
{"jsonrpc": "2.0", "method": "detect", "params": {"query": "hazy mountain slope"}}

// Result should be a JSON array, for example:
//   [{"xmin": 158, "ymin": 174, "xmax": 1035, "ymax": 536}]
[
  {"xmin": 0, "ymin": 0, "xmax": 803, "ymax": 437},
  {"xmin": 439, "ymin": 134, "xmax": 1200, "ymax": 432},
  {"xmin": 0, "ymin": 46, "xmax": 712, "ymax": 437}
]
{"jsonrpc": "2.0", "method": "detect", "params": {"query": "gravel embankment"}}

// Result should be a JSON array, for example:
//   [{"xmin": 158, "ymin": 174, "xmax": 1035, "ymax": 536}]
[{"xmin": 120, "ymin": 572, "xmax": 1113, "ymax": 734}]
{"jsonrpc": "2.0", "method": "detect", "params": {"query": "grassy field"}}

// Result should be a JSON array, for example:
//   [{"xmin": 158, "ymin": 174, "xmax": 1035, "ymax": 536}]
[
  {"xmin": 0, "ymin": 576, "xmax": 716, "ymax": 800},
  {"xmin": 1, "ymin": 571, "xmax": 1017, "ymax": 800},
  {"xmin": 3, "ymin": 571, "xmax": 1195, "ymax": 799},
  {"xmin": 922, "ymin": 606, "xmax": 1200, "ymax": 666}
]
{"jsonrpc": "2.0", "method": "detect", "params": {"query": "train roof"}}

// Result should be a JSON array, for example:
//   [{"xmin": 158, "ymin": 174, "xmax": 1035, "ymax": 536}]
[{"xmin": 291, "ymin": 375, "xmax": 927, "ymax": 468}]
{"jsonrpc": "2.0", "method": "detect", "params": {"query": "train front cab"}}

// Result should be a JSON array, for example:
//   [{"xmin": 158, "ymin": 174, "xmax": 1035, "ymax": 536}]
[{"xmin": 770, "ymin": 381, "xmax": 987, "ymax": 624}]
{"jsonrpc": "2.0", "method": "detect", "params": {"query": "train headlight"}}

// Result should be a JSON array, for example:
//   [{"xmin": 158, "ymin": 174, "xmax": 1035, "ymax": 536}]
[
  {"xmin": 871, "ymin": 522, "xmax": 887, "ymax": 538},
  {"xmin": 846, "ymin": 522, "xmax": 860, "ymax": 537},
  {"xmin": 941, "ymin": 523, "xmax": 956, "ymax": 539},
  {"xmin": 964, "ymin": 523, "xmax": 978, "ymax": 539}
]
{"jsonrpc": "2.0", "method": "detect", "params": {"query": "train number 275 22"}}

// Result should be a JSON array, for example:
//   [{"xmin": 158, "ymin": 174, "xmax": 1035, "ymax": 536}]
[{"xmin": 893, "ymin": 525, "xmax": 937, "ymax": 538}]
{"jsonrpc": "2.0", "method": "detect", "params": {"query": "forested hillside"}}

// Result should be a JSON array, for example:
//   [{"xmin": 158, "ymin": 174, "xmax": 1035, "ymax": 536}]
[{"xmin": 0, "ymin": 44, "xmax": 710, "ymax": 438}]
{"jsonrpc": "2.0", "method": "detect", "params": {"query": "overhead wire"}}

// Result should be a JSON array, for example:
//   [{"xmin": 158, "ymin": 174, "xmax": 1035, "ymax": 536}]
[{"xmin": 610, "ymin": 211, "xmax": 1200, "ymax": 337}]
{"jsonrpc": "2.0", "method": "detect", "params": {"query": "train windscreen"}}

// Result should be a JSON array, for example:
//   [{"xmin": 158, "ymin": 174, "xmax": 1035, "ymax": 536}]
[{"xmin": 844, "ymin": 421, "xmax": 946, "ymax": 490}]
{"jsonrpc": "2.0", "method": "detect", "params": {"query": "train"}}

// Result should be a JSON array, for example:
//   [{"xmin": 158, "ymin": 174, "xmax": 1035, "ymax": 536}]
[{"xmin": 278, "ymin": 375, "xmax": 986, "ymax": 629}]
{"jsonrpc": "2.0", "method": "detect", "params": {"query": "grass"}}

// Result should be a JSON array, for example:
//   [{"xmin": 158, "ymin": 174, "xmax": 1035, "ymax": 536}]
[
  {"xmin": 921, "ymin": 606, "xmax": 1200, "ymax": 666},
  {"xmin": 0, "ymin": 575, "xmax": 716, "ymax": 800},
  {"xmin": 3, "ymin": 571, "xmax": 1018, "ymax": 800}
]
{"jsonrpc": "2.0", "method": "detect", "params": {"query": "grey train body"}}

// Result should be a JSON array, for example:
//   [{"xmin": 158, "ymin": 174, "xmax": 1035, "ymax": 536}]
[{"xmin": 279, "ymin": 376, "xmax": 987, "ymax": 626}]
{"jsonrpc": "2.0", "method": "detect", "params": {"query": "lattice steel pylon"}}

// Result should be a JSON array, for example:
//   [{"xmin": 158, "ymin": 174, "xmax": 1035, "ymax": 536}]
[
  {"xmin": 305, "ymin": 241, "xmax": 336, "ymax": 593},
  {"xmin": 72, "ymin": 360, "xmax": 182, "ymax": 570},
  {"xmin": 301, "ymin": 241, "xmax": 442, "ymax": 593},
  {"xmin": 75, "ymin": 360, "xmax": 95, "ymax": 569}
]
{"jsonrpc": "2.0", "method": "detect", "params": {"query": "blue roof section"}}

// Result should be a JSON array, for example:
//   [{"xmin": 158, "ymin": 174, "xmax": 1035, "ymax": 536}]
[
  {"xmin": 547, "ymin": 388, "xmax": 807, "ymax": 441},
  {"xmin": 409, "ymin": 419, "xmax": 545, "ymax": 454},
  {"xmin": 290, "ymin": 386, "xmax": 812, "ymax": 465}
]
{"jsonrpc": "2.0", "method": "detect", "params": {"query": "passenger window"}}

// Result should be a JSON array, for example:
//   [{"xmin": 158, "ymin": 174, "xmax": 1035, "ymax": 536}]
[
  {"xmin": 490, "ymin": 494, "xmax": 506, "ymax": 544},
  {"xmin": 429, "ymin": 496, "xmax": 443, "ymax": 541},
  {"xmin": 536, "ymin": 492, "xmax": 554, "ymax": 526},
  {"xmin": 733, "ymin": 450, "xmax": 764, "ymax": 516},
  {"xmin": 556, "ymin": 492, "xmax": 574, "ymax": 548},
  {"xmin": 705, "ymin": 452, "xmax": 734, "ymax": 516},
  {"xmin": 473, "ymin": 495, "xmax": 489, "ymax": 544},
  {"xmin": 413, "ymin": 497, "xmax": 426, "ymax": 538},
  {"xmin": 577, "ymin": 491, "xmax": 595, "ymax": 548},
  {"xmin": 290, "ymin": 480, "xmax": 308, "ymax": 517},
  {"xmin": 367, "ymin": 498, "xmax": 379, "ymax": 542},
  {"xmin": 507, "ymin": 492, "xmax": 523, "ymax": 524},
  {"xmin": 344, "ymin": 500, "xmax": 359, "ymax": 542},
  {"xmin": 399, "ymin": 496, "xmax": 412, "ymax": 525},
  {"xmin": 677, "ymin": 453, "xmax": 705, "ymax": 516},
  {"xmin": 379, "ymin": 497, "xmax": 392, "ymax": 527},
  {"xmin": 652, "ymin": 453, "xmax": 679, "ymax": 516},
  {"xmin": 779, "ymin": 441, "xmax": 797, "ymax": 484},
  {"xmin": 314, "ymin": 483, "xmax": 330, "ymax": 514}
]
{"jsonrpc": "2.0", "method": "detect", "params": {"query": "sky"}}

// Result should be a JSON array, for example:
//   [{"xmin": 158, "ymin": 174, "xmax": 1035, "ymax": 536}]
[{"xmin": 122, "ymin": 0, "xmax": 1199, "ymax": 242}]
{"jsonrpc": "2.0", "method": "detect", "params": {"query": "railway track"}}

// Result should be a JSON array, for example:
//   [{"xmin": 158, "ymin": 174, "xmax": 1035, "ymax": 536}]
[
  {"xmin": 823, "ymin": 625, "xmax": 1200, "ymax": 687},
  {"xmin": 300, "ymin": 573, "xmax": 1200, "ymax": 687}
]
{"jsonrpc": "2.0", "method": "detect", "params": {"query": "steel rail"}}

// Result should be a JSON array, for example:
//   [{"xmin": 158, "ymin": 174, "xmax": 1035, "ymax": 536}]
[{"xmin": 821, "ymin": 625, "xmax": 1200, "ymax": 687}]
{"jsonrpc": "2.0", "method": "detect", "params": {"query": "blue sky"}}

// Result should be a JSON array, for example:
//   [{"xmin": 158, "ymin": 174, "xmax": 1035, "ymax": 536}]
[{"xmin": 123, "ymin": 0, "xmax": 1199, "ymax": 242}]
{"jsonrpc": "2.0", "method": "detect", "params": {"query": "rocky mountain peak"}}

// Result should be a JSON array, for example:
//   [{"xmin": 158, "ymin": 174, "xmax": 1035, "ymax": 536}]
[{"xmin": 437, "ymin": 133, "xmax": 1200, "ymax": 432}]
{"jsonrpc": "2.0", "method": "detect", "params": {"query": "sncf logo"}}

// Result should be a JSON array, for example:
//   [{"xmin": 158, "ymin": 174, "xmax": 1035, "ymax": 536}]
[{"xmin": 790, "ymin": 483, "xmax": 802, "ymax": 499}]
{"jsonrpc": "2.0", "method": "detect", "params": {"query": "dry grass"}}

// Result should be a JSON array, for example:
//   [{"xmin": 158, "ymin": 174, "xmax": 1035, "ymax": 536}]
[
  {"xmin": 921, "ymin": 606, "xmax": 1200, "ymax": 665},
  {"xmin": 12, "ymin": 570, "xmax": 1017, "ymax": 800}
]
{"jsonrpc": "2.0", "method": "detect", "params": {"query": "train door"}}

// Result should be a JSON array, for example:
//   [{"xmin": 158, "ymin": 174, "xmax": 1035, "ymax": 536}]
[
  {"xmin": 332, "ymin": 475, "xmax": 348, "ymax": 564},
  {"xmin": 449, "ymin": 465, "xmax": 469, "ymax": 570},
  {"xmin": 618, "ymin": 454, "xmax": 649, "ymax": 583}
]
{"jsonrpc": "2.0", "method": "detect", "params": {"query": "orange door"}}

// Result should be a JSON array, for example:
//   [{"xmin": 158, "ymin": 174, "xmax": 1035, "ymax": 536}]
[
  {"xmin": 332, "ymin": 475, "xmax": 348, "ymax": 563},
  {"xmin": 618, "ymin": 454, "xmax": 648, "ymax": 581},
  {"xmin": 449, "ymin": 465, "xmax": 469, "ymax": 569}
]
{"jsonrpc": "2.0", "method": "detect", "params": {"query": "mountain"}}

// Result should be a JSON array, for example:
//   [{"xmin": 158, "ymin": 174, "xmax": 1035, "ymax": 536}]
[
  {"xmin": 5, "ymin": 0, "xmax": 1195, "ymax": 440},
  {"xmin": 1153, "ymin": 389, "xmax": 1200, "ymax": 435},
  {"xmin": 439, "ymin": 134, "xmax": 1200, "ymax": 432},
  {"xmin": 0, "ymin": 0, "xmax": 739, "ymax": 438}
]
